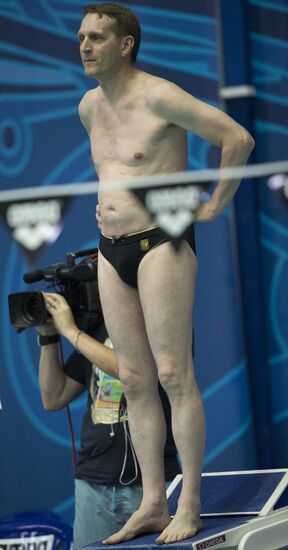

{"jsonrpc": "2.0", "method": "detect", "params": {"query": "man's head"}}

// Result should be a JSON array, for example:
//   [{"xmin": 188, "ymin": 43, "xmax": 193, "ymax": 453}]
[{"xmin": 83, "ymin": 2, "xmax": 141, "ymax": 63}]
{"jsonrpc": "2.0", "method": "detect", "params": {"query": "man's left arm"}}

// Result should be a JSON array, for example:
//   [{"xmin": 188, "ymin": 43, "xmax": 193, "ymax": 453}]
[{"xmin": 153, "ymin": 81, "xmax": 255, "ymax": 221}]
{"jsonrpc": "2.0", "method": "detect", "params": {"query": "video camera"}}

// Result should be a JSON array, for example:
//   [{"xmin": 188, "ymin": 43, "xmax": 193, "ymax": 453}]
[{"xmin": 8, "ymin": 248, "xmax": 103, "ymax": 332}]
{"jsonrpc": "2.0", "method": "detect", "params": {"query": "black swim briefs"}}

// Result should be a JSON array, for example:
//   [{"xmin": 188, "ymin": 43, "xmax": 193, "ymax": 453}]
[{"xmin": 99, "ymin": 226, "xmax": 196, "ymax": 289}]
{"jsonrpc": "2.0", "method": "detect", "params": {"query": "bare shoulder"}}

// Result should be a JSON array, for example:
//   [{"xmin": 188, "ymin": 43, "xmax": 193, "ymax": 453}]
[
  {"xmin": 144, "ymin": 73, "xmax": 184, "ymax": 97},
  {"xmin": 78, "ymin": 87, "xmax": 101, "ymax": 132},
  {"xmin": 78, "ymin": 87, "xmax": 100, "ymax": 112},
  {"xmin": 143, "ymin": 74, "xmax": 198, "ymax": 113},
  {"xmin": 140, "ymin": 73, "xmax": 253, "ymax": 146},
  {"xmin": 143, "ymin": 74, "xmax": 180, "ymax": 102}
]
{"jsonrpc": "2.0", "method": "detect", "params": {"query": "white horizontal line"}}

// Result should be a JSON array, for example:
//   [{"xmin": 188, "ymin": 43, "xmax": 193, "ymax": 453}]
[
  {"xmin": 0, "ymin": 160, "xmax": 287, "ymax": 202},
  {"xmin": 219, "ymin": 85, "xmax": 256, "ymax": 99}
]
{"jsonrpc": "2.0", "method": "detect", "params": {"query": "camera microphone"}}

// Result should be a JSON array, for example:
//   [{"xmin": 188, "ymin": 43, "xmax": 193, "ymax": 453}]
[
  {"xmin": 58, "ymin": 263, "xmax": 97, "ymax": 282},
  {"xmin": 23, "ymin": 269, "xmax": 44, "ymax": 284}
]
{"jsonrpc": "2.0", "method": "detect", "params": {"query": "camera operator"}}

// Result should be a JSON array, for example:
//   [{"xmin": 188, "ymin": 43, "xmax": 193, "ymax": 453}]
[{"xmin": 36, "ymin": 292, "xmax": 180, "ymax": 547}]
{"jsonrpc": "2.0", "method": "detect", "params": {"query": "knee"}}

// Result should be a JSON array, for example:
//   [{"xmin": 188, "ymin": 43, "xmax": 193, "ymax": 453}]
[
  {"xmin": 157, "ymin": 358, "xmax": 194, "ymax": 395},
  {"xmin": 118, "ymin": 360, "xmax": 155, "ymax": 396},
  {"xmin": 119, "ymin": 367, "xmax": 141, "ymax": 394}
]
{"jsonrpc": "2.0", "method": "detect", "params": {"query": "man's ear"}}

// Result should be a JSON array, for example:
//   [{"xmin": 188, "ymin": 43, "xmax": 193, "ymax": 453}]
[{"xmin": 121, "ymin": 35, "xmax": 135, "ymax": 59}]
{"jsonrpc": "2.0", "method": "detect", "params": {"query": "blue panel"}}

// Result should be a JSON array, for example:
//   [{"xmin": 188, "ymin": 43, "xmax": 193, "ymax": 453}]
[
  {"xmin": 168, "ymin": 472, "xmax": 286, "ymax": 516},
  {"xmin": 218, "ymin": 0, "xmax": 251, "ymax": 86},
  {"xmin": 274, "ymin": 485, "xmax": 288, "ymax": 510},
  {"xmin": 86, "ymin": 517, "xmax": 252, "ymax": 549}
]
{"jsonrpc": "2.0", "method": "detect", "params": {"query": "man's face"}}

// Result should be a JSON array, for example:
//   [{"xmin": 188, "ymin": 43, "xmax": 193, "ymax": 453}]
[{"xmin": 78, "ymin": 13, "xmax": 123, "ymax": 79}]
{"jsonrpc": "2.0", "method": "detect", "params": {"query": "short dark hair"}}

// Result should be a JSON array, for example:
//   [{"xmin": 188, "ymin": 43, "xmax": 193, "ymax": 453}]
[{"xmin": 83, "ymin": 3, "xmax": 141, "ymax": 63}]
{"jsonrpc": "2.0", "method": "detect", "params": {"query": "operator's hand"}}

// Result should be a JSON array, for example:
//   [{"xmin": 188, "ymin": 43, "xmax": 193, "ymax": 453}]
[
  {"xmin": 43, "ymin": 293, "xmax": 77, "ymax": 338},
  {"xmin": 35, "ymin": 316, "xmax": 57, "ymax": 337}
]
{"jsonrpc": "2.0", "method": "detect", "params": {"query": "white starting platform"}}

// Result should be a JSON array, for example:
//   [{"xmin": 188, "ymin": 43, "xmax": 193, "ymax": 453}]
[{"xmin": 86, "ymin": 470, "xmax": 288, "ymax": 550}]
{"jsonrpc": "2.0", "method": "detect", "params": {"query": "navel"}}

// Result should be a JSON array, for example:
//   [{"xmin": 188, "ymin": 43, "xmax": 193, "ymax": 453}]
[{"xmin": 134, "ymin": 152, "xmax": 144, "ymax": 160}]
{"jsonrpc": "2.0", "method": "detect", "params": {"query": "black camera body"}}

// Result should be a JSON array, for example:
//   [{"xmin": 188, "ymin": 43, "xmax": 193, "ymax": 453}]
[{"xmin": 8, "ymin": 248, "xmax": 103, "ymax": 332}]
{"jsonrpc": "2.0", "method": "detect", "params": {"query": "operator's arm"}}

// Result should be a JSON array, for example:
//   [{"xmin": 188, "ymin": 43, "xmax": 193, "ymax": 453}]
[
  {"xmin": 43, "ymin": 293, "xmax": 119, "ymax": 379},
  {"xmin": 152, "ymin": 80, "xmax": 255, "ymax": 220},
  {"xmin": 37, "ymin": 324, "xmax": 85, "ymax": 411}
]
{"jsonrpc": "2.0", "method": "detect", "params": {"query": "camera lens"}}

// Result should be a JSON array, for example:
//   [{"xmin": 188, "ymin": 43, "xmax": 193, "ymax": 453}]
[
  {"xmin": 22, "ymin": 294, "xmax": 43, "ymax": 324},
  {"xmin": 26, "ymin": 296, "xmax": 42, "ymax": 319}
]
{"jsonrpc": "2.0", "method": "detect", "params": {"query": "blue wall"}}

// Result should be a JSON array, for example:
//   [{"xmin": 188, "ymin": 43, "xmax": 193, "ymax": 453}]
[
  {"xmin": 247, "ymin": 0, "xmax": 288, "ymax": 465},
  {"xmin": 0, "ymin": 0, "xmax": 287, "ymax": 526}
]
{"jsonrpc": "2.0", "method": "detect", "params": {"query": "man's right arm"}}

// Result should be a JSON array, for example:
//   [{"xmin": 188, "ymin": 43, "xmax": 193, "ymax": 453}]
[{"xmin": 78, "ymin": 89, "xmax": 96, "ymax": 135}]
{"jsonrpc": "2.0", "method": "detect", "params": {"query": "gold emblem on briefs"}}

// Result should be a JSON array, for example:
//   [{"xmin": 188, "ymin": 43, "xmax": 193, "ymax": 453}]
[{"xmin": 140, "ymin": 238, "xmax": 150, "ymax": 251}]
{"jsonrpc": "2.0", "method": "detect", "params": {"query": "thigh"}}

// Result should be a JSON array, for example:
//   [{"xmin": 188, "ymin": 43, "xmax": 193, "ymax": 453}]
[
  {"xmin": 98, "ymin": 252, "xmax": 156, "ymax": 376},
  {"xmin": 138, "ymin": 241, "xmax": 197, "ymax": 361}
]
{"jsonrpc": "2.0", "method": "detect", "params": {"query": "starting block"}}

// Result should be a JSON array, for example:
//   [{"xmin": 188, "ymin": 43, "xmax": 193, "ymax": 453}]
[{"xmin": 86, "ymin": 469, "xmax": 288, "ymax": 550}]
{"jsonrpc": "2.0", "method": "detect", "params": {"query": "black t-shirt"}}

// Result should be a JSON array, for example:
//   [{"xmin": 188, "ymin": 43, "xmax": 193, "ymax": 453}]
[{"xmin": 64, "ymin": 325, "xmax": 180, "ymax": 485}]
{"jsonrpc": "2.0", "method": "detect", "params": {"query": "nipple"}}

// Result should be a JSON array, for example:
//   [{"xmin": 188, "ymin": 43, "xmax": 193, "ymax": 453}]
[{"xmin": 134, "ymin": 152, "xmax": 144, "ymax": 160}]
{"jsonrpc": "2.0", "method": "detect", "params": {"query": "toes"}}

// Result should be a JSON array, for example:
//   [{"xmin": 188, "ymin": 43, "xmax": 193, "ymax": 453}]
[
  {"xmin": 165, "ymin": 534, "xmax": 177, "ymax": 544},
  {"xmin": 102, "ymin": 536, "xmax": 115, "ymax": 545},
  {"xmin": 157, "ymin": 527, "xmax": 199, "ymax": 545},
  {"xmin": 165, "ymin": 535, "xmax": 174, "ymax": 544},
  {"xmin": 156, "ymin": 531, "xmax": 167, "ymax": 545},
  {"xmin": 102, "ymin": 533, "xmax": 125, "ymax": 545},
  {"xmin": 176, "ymin": 532, "xmax": 186, "ymax": 542},
  {"xmin": 156, "ymin": 531, "xmax": 175, "ymax": 545}
]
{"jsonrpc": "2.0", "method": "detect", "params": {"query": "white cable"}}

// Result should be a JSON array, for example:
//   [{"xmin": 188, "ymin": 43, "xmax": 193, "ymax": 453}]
[
  {"xmin": 119, "ymin": 419, "xmax": 139, "ymax": 486},
  {"xmin": 0, "ymin": 160, "xmax": 287, "ymax": 202}
]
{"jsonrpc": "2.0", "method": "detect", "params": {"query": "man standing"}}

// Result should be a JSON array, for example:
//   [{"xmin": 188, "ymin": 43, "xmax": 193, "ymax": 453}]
[
  {"xmin": 77, "ymin": 3, "xmax": 255, "ymax": 544},
  {"xmin": 38, "ymin": 293, "xmax": 180, "ymax": 547}
]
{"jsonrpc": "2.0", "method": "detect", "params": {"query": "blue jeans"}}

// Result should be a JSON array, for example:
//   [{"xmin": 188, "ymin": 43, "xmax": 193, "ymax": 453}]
[{"xmin": 73, "ymin": 479, "xmax": 143, "ymax": 548}]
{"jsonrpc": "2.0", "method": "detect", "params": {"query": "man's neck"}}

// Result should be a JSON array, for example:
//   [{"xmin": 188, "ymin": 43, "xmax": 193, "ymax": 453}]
[{"xmin": 98, "ymin": 64, "xmax": 139, "ymax": 104}]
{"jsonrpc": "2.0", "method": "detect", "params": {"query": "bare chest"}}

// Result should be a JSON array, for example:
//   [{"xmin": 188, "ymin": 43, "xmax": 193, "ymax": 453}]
[{"xmin": 90, "ymin": 104, "xmax": 177, "ymax": 171}]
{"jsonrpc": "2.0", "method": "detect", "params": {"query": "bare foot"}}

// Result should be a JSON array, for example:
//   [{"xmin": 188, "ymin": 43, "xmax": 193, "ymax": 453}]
[
  {"xmin": 102, "ymin": 506, "xmax": 171, "ymax": 545},
  {"xmin": 156, "ymin": 510, "xmax": 203, "ymax": 545}
]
